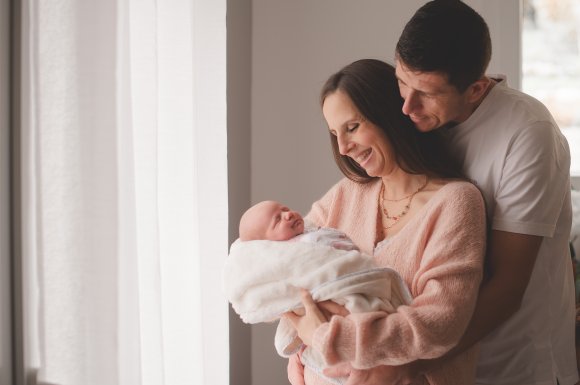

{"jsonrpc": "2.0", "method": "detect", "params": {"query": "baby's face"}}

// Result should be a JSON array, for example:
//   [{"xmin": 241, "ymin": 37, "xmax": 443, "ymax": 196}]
[{"xmin": 253, "ymin": 201, "xmax": 304, "ymax": 241}]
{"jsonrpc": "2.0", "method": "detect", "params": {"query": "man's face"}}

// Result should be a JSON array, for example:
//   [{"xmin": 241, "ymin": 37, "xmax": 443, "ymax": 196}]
[{"xmin": 395, "ymin": 60, "xmax": 474, "ymax": 132}]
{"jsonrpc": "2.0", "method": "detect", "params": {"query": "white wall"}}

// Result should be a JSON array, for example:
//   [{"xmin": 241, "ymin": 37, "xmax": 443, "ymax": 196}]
[
  {"xmin": 0, "ymin": 0, "xmax": 12, "ymax": 383},
  {"xmin": 225, "ymin": 1, "xmax": 521, "ymax": 384}
]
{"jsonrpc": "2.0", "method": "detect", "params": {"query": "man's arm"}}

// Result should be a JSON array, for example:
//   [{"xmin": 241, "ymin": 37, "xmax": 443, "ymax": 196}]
[
  {"xmin": 443, "ymin": 230, "xmax": 542, "ymax": 354},
  {"xmin": 333, "ymin": 230, "xmax": 543, "ymax": 385}
]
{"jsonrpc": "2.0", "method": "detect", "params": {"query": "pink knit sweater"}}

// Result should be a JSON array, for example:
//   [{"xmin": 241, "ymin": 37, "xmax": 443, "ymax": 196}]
[{"xmin": 296, "ymin": 178, "xmax": 486, "ymax": 385}]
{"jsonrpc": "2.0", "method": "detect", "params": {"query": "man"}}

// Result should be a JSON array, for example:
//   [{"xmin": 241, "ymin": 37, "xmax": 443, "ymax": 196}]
[
  {"xmin": 291, "ymin": 1, "xmax": 578, "ymax": 384},
  {"xmin": 354, "ymin": 1, "xmax": 577, "ymax": 384}
]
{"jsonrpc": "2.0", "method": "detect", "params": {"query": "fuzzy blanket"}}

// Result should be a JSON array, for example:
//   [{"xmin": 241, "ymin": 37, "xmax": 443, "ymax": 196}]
[{"xmin": 223, "ymin": 237, "xmax": 412, "ymax": 384}]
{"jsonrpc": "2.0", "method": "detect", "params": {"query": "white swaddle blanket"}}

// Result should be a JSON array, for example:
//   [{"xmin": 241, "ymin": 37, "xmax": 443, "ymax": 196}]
[{"xmin": 223, "ymin": 234, "xmax": 413, "ymax": 384}]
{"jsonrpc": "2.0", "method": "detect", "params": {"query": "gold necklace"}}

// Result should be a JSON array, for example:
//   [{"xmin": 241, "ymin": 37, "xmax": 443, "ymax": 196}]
[
  {"xmin": 379, "ymin": 177, "xmax": 429, "ymax": 229},
  {"xmin": 382, "ymin": 187, "xmax": 420, "ymax": 202}
]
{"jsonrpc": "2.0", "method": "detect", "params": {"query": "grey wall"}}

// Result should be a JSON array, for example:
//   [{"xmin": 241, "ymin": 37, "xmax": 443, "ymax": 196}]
[
  {"xmin": 227, "ymin": 0, "xmax": 252, "ymax": 384},
  {"xmin": 228, "ymin": 1, "xmax": 521, "ymax": 384},
  {"xmin": 573, "ymin": 178, "xmax": 580, "ymax": 256},
  {"xmin": 0, "ymin": 0, "xmax": 12, "ymax": 383}
]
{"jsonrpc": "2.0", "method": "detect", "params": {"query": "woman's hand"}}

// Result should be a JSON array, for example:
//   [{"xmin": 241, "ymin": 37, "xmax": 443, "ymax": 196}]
[
  {"xmin": 283, "ymin": 289, "xmax": 330, "ymax": 346},
  {"xmin": 287, "ymin": 348, "xmax": 306, "ymax": 385},
  {"xmin": 317, "ymin": 298, "xmax": 350, "ymax": 319},
  {"xmin": 324, "ymin": 362, "xmax": 424, "ymax": 385}
]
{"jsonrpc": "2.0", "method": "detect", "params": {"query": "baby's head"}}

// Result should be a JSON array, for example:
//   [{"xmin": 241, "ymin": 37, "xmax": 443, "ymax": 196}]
[{"xmin": 239, "ymin": 200, "xmax": 305, "ymax": 241}]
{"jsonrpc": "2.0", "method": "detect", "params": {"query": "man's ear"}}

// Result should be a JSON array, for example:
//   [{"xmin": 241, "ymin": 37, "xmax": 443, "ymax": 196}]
[{"xmin": 466, "ymin": 77, "xmax": 492, "ymax": 103}]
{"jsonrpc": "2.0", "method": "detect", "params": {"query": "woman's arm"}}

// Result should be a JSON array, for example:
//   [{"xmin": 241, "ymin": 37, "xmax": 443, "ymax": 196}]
[
  {"xmin": 288, "ymin": 184, "xmax": 486, "ymax": 369},
  {"xmin": 328, "ymin": 217, "xmax": 544, "ymax": 385}
]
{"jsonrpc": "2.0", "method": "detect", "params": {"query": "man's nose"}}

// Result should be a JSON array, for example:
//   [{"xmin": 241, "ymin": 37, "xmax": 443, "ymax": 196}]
[{"xmin": 402, "ymin": 90, "xmax": 420, "ymax": 115}]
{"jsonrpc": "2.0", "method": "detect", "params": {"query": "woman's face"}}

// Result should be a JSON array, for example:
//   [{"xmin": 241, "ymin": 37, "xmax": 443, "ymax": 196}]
[{"xmin": 322, "ymin": 90, "xmax": 396, "ymax": 178}]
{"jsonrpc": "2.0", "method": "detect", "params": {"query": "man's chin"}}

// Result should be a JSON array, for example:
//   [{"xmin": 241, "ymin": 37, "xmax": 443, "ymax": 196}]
[
  {"xmin": 414, "ymin": 122, "xmax": 437, "ymax": 132},
  {"xmin": 440, "ymin": 120, "xmax": 460, "ymax": 130},
  {"xmin": 414, "ymin": 119, "xmax": 458, "ymax": 132}
]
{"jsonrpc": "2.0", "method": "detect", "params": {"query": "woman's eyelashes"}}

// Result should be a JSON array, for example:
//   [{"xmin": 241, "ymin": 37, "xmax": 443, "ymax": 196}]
[
  {"xmin": 346, "ymin": 123, "xmax": 359, "ymax": 133},
  {"xmin": 329, "ymin": 121, "xmax": 359, "ymax": 136}
]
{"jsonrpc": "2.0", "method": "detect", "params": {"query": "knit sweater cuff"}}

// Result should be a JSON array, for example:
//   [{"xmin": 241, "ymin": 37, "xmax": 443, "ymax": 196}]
[
  {"xmin": 312, "ymin": 319, "xmax": 354, "ymax": 366},
  {"xmin": 312, "ymin": 322, "xmax": 330, "ymax": 364}
]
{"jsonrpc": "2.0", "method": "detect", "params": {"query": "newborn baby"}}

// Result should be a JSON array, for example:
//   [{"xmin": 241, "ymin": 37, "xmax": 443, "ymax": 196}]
[
  {"xmin": 238, "ymin": 200, "xmax": 358, "ymax": 250},
  {"xmin": 224, "ymin": 200, "xmax": 413, "ymax": 385}
]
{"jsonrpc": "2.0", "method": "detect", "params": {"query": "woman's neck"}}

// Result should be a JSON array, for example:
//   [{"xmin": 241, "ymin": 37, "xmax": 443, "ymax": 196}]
[{"xmin": 381, "ymin": 172, "xmax": 428, "ymax": 201}]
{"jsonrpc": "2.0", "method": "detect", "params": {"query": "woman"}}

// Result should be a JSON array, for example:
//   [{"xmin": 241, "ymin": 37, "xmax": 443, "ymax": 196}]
[{"xmin": 284, "ymin": 59, "xmax": 486, "ymax": 385}]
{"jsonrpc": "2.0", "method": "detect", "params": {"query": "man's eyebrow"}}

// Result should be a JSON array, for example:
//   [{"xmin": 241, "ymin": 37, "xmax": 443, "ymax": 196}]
[{"xmin": 400, "ymin": 81, "xmax": 442, "ymax": 96}]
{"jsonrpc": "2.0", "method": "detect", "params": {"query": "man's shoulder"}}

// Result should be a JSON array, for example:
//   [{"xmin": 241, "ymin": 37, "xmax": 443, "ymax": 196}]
[{"xmin": 486, "ymin": 76, "xmax": 554, "ymax": 122}]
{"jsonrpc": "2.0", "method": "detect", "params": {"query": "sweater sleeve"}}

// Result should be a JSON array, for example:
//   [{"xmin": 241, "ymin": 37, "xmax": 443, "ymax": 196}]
[{"xmin": 311, "ymin": 183, "xmax": 486, "ymax": 369}]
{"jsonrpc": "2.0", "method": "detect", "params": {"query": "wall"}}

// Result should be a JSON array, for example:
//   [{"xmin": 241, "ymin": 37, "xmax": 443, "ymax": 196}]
[
  {"xmin": 0, "ymin": 0, "xmax": 12, "ymax": 383},
  {"xmin": 227, "ymin": 0, "xmax": 253, "ymax": 384},
  {"xmin": 244, "ymin": 1, "xmax": 521, "ymax": 384},
  {"xmin": 573, "ymin": 177, "xmax": 580, "ymax": 255}
]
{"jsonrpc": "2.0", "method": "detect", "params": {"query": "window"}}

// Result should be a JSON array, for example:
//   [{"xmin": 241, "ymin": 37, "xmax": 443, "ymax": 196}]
[
  {"xmin": 12, "ymin": 1, "xmax": 229, "ymax": 384},
  {"xmin": 522, "ymin": 0, "xmax": 580, "ymax": 175}
]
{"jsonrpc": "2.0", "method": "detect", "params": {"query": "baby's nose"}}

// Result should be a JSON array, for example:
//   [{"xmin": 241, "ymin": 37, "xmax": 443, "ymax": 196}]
[{"xmin": 283, "ymin": 211, "xmax": 294, "ymax": 220}]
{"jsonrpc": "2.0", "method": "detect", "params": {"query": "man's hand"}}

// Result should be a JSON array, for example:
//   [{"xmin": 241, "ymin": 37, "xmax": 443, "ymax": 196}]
[{"xmin": 324, "ymin": 362, "xmax": 423, "ymax": 385}]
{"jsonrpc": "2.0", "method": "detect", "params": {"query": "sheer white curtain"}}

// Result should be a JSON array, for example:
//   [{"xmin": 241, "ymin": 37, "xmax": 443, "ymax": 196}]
[{"xmin": 18, "ymin": 1, "xmax": 228, "ymax": 384}]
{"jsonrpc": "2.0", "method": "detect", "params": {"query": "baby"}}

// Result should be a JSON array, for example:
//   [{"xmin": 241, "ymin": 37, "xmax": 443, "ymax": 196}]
[
  {"xmin": 238, "ymin": 200, "xmax": 358, "ymax": 251},
  {"xmin": 224, "ymin": 200, "xmax": 413, "ymax": 385}
]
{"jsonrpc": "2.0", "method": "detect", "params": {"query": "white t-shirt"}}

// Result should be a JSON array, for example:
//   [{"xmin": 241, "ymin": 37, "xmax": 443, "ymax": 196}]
[{"xmin": 447, "ymin": 76, "xmax": 578, "ymax": 385}]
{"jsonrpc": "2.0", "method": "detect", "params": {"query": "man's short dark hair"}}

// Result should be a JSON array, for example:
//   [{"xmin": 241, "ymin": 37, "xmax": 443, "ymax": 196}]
[{"xmin": 396, "ymin": 0, "xmax": 492, "ymax": 92}]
